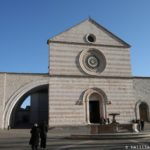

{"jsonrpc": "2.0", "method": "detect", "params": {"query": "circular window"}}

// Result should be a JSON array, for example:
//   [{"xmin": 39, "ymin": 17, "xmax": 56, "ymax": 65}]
[
  {"xmin": 79, "ymin": 49, "xmax": 106, "ymax": 75},
  {"xmin": 85, "ymin": 34, "xmax": 96, "ymax": 43},
  {"xmin": 87, "ymin": 55, "xmax": 99, "ymax": 68}
]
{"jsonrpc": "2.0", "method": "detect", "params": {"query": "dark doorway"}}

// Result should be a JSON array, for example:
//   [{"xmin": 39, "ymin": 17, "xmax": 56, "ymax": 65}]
[
  {"xmin": 139, "ymin": 102, "xmax": 149, "ymax": 122},
  {"xmin": 89, "ymin": 101, "xmax": 100, "ymax": 123}
]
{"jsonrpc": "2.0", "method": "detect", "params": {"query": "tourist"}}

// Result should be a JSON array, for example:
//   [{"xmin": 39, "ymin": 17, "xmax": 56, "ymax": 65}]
[
  {"xmin": 29, "ymin": 123, "xmax": 40, "ymax": 150},
  {"xmin": 40, "ymin": 121, "xmax": 48, "ymax": 150}
]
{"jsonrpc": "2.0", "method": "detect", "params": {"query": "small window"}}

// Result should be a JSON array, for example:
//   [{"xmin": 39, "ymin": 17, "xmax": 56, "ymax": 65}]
[{"xmin": 85, "ymin": 34, "xmax": 96, "ymax": 43}]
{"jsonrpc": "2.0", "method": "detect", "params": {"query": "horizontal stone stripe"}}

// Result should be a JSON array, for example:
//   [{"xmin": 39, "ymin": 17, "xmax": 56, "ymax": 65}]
[
  {"xmin": 49, "ymin": 96, "xmax": 135, "ymax": 101},
  {"xmin": 50, "ymin": 68, "xmax": 131, "ymax": 74},
  {"xmin": 49, "ymin": 73, "xmax": 132, "ymax": 77},
  {"xmin": 50, "ymin": 46, "xmax": 130, "ymax": 54},
  {"xmin": 49, "ymin": 87, "xmax": 134, "ymax": 91},
  {"xmin": 50, "ymin": 56, "xmax": 130, "ymax": 64},
  {"xmin": 50, "ymin": 60, "xmax": 131, "ymax": 68},
  {"xmin": 50, "ymin": 69, "xmax": 131, "ymax": 75},
  {"xmin": 49, "ymin": 123, "xmax": 85, "ymax": 126},
  {"xmin": 49, "ymin": 88, "xmax": 134, "ymax": 93},
  {"xmin": 50, "ymin": 113, "xmax": 84, "ymax": 116},
  {"xmin": 49, "ymin": 111, "xmax": 84, "ymax": 115},
  {"xmin": 50, "ymin": 48, "xmax": 130, "ymax": 54},
  {"xmin": 50, "ymin": 120, "xmax": 85, "ymax": 123},
  {"xmin": 50, "ymin": 83, "xmax": 132, "ymax": 88},
  {"xmin": 49, "ymin": 77, "xmax": 133, "ymax": 81},
  {"xmin": 49, "ymin": 90, "xmax": 135, "ymax": 94},
  {"xmin": 50, "ymin": 49, "xmax": 130, "ymax": 59},
  {"xmin": 49, "ymin": 98, "xmax": 135, "ymax": 102},
  {"xmin": 49, "ymin": 116, "xmax": 84, "ymax": 120},
  {"xmin": 49, "ymin": 105, "xmax": 83, "ymax": 109},
  {"xmin": 49, "ymin": 120, "xmax": 84, "ymax": 124},
  {"xmin": 110, "ymin": 105, "xmax": 135, "ymax": 109},
  {"xmin": 50, "ymin": 51, "xmax": 130, "ymax": 58},
  {"xmin": 49, "ymin": 109, "xmax": 83, "ymax": 113},
  {"xmin": 49, "ymin": 83, "xmax": 133, "ymax": 87},
  {"xmin": 108, "ymin": 97, "xmax": 135, "ymax": 101},
  {"xmin": 50, "ymin": 65, "xmax": 131, "ymax": 69},
  {"xmin": 50, "ymin": 66, "xmax": 131, "ymax": 73},
  {"xmin": 49, "ymin": 82, "xmax": 133, "ymax": 86},
  {"xmin": 50, "ymin": 43, "xmax": 129, "ymax": 51},
  {"xmin": 50, "ymin": 91, "xmax": 132, "ymax": 97},
  {"xmin": 108, "ymin": 109, "xmax": 134, "ymax": 113},
  {"xmin": 49, "ymin": 94, "xmax": 134, "ymax": 99},
  {"xmin": 50, "ymin": 55, "xmax": 131, "ymax": 64},
  {"xmin": 50, "ymin": 63, "xmax": 131, "ymax": 71},
  {"xmin": 50, "ymin": 70, "xmax": 131, "ymax": 75}
]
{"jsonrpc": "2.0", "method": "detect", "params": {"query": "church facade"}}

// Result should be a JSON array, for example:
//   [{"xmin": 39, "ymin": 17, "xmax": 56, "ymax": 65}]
[{"xmin": 0, "ymin": 18, "xmax": 150, "ymax": 129}]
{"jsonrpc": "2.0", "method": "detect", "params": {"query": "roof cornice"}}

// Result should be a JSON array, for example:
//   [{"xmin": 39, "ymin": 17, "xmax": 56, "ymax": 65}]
[{"xmin": 47, "ymin": 40, "xmax": 130, "ymax": 48}]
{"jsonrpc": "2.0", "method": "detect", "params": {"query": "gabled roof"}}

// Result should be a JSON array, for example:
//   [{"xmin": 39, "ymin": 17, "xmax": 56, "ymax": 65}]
[
  {"xmin": 47, "ymin": 18, "xmax": 130, "ymax": 48},
  {"xmin": 88, "ymin": 18, "xmax": 130, "ymax": 47}
]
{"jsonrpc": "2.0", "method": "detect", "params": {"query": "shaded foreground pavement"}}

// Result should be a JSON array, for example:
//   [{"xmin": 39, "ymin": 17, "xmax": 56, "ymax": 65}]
[{"xmin": 0, "ymin": 129, "xmax": 150, "ymax": 150}]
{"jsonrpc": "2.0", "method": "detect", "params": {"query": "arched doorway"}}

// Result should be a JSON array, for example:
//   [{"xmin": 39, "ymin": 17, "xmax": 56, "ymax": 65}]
[
  {"xmin": 139, "ymin": 102, "xmax": 149, "ymax": 122},
  {"xmin": 83, "ymin": 88, "xmax": 107, "ymax": 124},
  {"xmin": 10, "ymin": 85, "xmax": 48, "ymax": 128}
]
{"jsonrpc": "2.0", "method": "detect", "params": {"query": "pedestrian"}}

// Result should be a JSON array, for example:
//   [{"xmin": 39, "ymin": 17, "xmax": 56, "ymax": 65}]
[
  {"xmin": 135, "ymin": 119, "xmax": 140, "ymax": 131},
  {"xmin": 106, "ymin": 118, "xmax": 110, "ymax": 124},
  {"xmin": 40, "ymin": 121, "xmax": 48, "ymax": 150},
  {"xmin": 140, "ymin": 119, "xmax": 144, "ymax": 131},
  {"xmin": 29, "ymin": 123, "xmax": 40, "ymax": 150}
]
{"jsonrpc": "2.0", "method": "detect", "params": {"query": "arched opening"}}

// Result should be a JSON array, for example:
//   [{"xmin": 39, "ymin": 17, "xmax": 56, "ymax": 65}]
[
  {"xmin": 10, "ymin": 85, "xmax": 48, "ymax": 128},
  {"xmin": 83, "ymin": 88, "xmax": 107, "ymax": 124},
  {"xmin": 139, "ymin": 102, "xmax": 149, "ymax": 122}
]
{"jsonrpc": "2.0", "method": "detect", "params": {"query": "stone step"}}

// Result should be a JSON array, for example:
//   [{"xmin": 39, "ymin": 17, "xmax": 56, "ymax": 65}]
[
  {"xmin": 69, "ymin": 132, "xmax": 150, "ymax": 140},
  {"xmin": 144, "ymin": 122, "xmax": 150, "ymax": 130}
]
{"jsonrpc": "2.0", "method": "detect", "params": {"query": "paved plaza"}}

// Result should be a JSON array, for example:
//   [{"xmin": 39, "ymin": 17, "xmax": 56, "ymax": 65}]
[{"xmin": 0, "ymin": 129, "xmax": 150, "ymax": 150}]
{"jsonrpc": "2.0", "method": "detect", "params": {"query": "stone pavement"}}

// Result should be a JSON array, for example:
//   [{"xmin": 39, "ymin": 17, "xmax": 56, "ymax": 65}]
[{"xmin": 0, "ymin": 128, "xmax": 150, "ymax": 150}]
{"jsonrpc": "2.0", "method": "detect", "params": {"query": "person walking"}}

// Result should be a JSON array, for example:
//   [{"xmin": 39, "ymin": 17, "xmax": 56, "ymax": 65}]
[
  {"xmin": 40, "ymin": 121, "xmax": 48, "ymax": 150},
  {"xmin": 29, "ymin": 123, "xmax": 40, "ymax": 150}
]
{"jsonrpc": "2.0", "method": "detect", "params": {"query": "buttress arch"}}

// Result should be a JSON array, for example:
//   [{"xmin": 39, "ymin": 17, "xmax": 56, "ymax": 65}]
[{"xmin": 3, "ymin": 79, "xmax": 49, "ymax": 129}]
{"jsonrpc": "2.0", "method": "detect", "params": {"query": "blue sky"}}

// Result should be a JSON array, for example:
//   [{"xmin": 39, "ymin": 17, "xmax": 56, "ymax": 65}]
[{"xmin": 0, "ymin": 0, "xmax": 150, "ymax": 76}]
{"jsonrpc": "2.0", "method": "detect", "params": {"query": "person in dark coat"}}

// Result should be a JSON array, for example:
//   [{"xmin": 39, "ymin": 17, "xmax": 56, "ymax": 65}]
[
  {"xmin": 140, "ymin": 119, "xmax": 145, "ymax": 131},
  {"xmin": 29, "ymin": 123, "xmax": 40, "ymax": 150},
  {"xmin": 40, "ymin": 121, "xmax": 48, "ymax": 150}
]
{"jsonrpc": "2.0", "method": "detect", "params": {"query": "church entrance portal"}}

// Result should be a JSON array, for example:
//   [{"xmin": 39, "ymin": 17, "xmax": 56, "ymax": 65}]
[
  {"xmin": 10, "ymin": 85, "xmax": 48, "ymax": 128},
  {"xmin": 83, "ymin": 88, "xmax": 107, "ymax": 124},
  {"xmin": 139, "ymin": 102, "xmax": 149, "ymax": 122}
]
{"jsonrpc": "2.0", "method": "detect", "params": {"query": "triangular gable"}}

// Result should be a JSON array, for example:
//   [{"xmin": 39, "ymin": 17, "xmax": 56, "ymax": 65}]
[{"xmin": 47, "ymin": 18, "xmax": 130, "ymax": 48}]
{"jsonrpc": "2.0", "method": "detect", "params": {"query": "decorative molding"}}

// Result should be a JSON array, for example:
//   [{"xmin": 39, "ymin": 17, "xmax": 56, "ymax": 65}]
[{"xmin": 47, "ymin": 40, "xmax": 130, "ymax": 48}]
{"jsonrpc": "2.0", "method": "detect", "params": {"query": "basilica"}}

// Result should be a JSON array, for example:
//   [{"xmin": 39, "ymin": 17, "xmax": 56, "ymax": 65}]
[{"xmin": 0, "ymin": 18, "xmax": 150, "ymax": 129}]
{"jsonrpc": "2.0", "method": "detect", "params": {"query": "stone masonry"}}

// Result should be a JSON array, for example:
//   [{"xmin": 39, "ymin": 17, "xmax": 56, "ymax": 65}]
[{"xmin": 0, "ymin": 18, "xmax": 150, "ymax": 129}]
